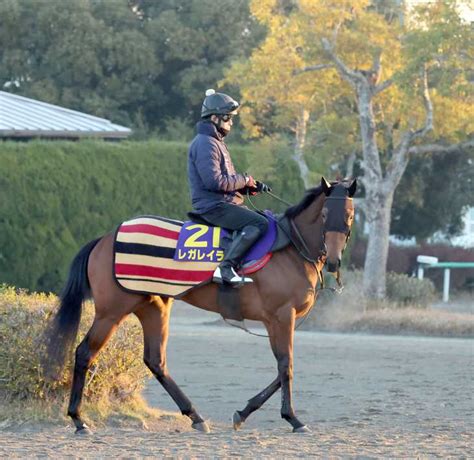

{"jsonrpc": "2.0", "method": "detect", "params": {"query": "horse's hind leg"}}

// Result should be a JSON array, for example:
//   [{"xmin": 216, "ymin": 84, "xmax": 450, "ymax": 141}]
[
  {"xmin": 68, "ymin": 316, "xmax": 121, "ymax": 433},
  {"xmin": 232, "ymin": 376, "xmax": 281, "ymax": 430},
  {"xmin": 135, "ymin": 296, "xmax": 210, "ymax": 433}
]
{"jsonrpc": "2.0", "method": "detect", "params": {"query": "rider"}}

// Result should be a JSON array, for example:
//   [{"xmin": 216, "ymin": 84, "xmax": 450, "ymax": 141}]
[{"xmin": 187, "ymin": 89, "xmax": 272, "ymax": 287}]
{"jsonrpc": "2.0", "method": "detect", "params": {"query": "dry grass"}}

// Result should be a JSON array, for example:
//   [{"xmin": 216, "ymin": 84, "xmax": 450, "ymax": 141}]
[
  {"xmin": 309, "ymin": 306, "xmax": 474, "ymax": 337},
  {"xmin": 305, "ymin": 272, "xmax": 474, "ymax": 338},
  {"xmin": 0, "ymin": 285, "xmax": 177, "ymax": 428}
]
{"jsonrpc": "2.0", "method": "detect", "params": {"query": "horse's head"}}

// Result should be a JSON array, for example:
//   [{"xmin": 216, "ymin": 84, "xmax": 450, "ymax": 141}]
[{"xmin": 320, "ymin": 177, "xmax": 357, "ymax": 273}]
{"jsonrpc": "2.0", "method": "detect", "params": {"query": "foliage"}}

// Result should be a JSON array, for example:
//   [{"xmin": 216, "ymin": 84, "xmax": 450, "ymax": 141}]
[
  {"xmin": 0, "ymin": 0, "xmax": 263, "ymax": 132},
  {"xmin": 136, "ymin": 0, "xmax": 265, "ymax": 123},
  {"xmin": 391, "ymin": 148, "xmax": 474, "ymax": 241},
  {"xmin": 0, "ymin": 285, "xmax": 148, "ymax": 405},
  {"xmin": 385, "ymin": 272, "xmax": 436, "ymax": 307},
  {"xmin": 0, "ymin": 0, "xmax": 160, "ymax": 128},
  {"xmin": 236, "ymin": 137, "xmax": 306, "ymax": 212},
  {"xmin": 228, "ymin": 0, "xmax": 473, "ymax": 186}
]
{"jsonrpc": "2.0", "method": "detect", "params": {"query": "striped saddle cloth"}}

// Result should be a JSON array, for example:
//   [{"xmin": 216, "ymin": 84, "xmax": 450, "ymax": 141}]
[{"xmin": 113, "ymin": 214, "xmax": 275, "ymax": 298}]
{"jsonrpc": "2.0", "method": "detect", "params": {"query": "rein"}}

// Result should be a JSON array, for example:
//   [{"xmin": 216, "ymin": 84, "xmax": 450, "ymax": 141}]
[
  {"xmin": 265, "ymin": 190, "xmax": 293, "ymax": 207},
  {"xmin": 246, "ymin": 190, "xmax": 321, "ymax": 265},
  {"xmin": 246, "ymin": 190, "xmax": 345, "ymax": 294}
]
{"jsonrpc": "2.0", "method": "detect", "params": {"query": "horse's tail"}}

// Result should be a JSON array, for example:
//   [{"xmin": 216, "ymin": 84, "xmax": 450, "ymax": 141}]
[{"xmin": 43, "ymin": 237, "xmax": 101, "ymax": 378}]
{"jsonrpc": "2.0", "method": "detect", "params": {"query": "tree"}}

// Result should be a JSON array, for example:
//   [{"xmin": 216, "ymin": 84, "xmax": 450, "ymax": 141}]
[
  {"xmin": 229, "ymin": 0, "xmax": 473, "ymax": 298},
  {"xmin": 121, "ymin": 0, "xmax": 265, "ymax": 126},
  {"xmin": 391, "ymin": 147, "xmax": 474, "ymax": 242},
  {"xmin": 0, "ymin": 0, "xmax": 160, "ymax": 127}
]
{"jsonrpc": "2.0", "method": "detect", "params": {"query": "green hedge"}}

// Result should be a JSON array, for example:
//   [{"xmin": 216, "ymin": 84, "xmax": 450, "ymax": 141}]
[{"xmin": 0, "ymin": 139, "xmax": 305, "ymax": 292}]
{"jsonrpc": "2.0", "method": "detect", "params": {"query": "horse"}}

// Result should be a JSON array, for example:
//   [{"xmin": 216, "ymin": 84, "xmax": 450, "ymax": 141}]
[{"xmin": 44, "ymin": 177, "xmax": 356, "ymax": 434}]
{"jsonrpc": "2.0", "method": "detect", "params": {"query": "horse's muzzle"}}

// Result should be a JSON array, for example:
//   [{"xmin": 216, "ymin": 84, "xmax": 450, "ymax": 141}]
[{"xmin": 326, "ymin": 259, "xmax": 340, "ymax": 273}]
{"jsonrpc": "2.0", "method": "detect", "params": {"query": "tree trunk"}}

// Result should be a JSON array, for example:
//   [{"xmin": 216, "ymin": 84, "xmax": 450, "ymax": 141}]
[
  {"xmin": 362, "ymin": 189, "xmax": 394, "ymax": 299},
  {"xmin": 293, "ymin": 108, "xmax": 311, "ymax": 188},
  {"xmin": 356, "ymin": 83, "xmax": 393, "ymax": 299}
]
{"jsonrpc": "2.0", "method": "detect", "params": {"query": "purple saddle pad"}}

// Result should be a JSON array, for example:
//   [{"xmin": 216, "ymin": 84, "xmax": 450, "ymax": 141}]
[{"xmin": 242, "ymin": 210, "xmax": 277, "ymax": 263}]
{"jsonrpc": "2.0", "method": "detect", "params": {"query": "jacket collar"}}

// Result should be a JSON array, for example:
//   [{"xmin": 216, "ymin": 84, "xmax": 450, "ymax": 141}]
[{"xmin": 196, "ymin": 120, "xmax": 224, "ymax": 141}]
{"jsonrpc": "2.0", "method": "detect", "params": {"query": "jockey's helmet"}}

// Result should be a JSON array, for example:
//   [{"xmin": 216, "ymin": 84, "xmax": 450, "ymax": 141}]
[{"xmin": 201, "ymin": 89, "xmax": 239, "ymax": 118}]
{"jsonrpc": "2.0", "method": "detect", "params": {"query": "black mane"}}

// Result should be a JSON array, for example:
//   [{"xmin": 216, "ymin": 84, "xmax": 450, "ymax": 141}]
[
  {"xmin": 284, "ymin": 180, "xmax": 354, "ymax": 218},
  {"xmin": 284, "ymin": 185, "xmax": 324, "ymax": 219}
]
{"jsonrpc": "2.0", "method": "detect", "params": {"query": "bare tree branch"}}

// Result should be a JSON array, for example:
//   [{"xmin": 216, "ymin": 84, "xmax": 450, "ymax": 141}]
[
  {"xmin": 321, "ymin": 38, "xmax": 362, "ymax": 85},
  {"xmin": 293, "ymin": 64, "xmax": 334, "ymax": 76},
  {"xmin": 412, "ymin": 65, "xmax": 433, "ymax": 140},
  {"xmin": 386, "ymin": 65, "xmax": 435, "ymax": 190},
  {"xmin": 372, "ymin": 50, "xmax": 382, "ymax": 76},
  {"xmin": 409, "ymin": 138, "xmax": 474, "ymax": 154},
  {"xmin": 374, "ymin": 79, "xmax": 393, "ymax": 94},
  {"xmin": 384, "ymin": 131, "xmax": 411, "ymax": 192},
  {"xmin": 332, "ymin": 19, "xmax": 343, "ymax": 45}
]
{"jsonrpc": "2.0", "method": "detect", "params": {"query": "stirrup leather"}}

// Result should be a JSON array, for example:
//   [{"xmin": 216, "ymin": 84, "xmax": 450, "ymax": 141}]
[{"xmin": 212, "ymin": 266, "xmax": 253, "ymax": 285}]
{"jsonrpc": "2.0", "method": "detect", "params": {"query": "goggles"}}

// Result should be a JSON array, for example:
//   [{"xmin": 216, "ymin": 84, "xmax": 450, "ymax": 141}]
[{"xmin": 220, "ymin": 113, "xmax": 234, "ymax": 122}]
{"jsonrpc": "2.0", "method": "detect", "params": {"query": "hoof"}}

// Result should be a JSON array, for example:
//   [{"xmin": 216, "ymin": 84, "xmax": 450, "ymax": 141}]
[
  {"xmin": 192, "ymin": 421, "xmax": 210, "ymax": 433},
  {"xmin": 232, "ymin": 411, "xmax": 244, "ymax": 430},
  {"xmin": 293, "ymin": 425, "xmax": 311, "ymax": 433},
  {"xmin": 75, "ymin": 425, "xmax": 92, "ymax": 436}
]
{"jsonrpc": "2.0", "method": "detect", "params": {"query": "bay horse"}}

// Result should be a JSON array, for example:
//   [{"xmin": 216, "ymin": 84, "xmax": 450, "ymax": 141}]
[{"xmin": 45, "ymin": 177, "xmax": 356, "ymax": 434}]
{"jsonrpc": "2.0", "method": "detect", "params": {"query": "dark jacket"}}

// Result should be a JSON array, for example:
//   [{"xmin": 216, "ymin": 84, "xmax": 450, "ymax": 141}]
[{"xmin": 188, "ymin": 121, "xmax": 247, "ymax": 213}]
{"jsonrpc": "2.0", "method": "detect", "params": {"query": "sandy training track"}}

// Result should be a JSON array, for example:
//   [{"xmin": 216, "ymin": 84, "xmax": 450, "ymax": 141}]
[{"xmin": 1, "ymin": 303, "xmax": 472, "ymax": 457}]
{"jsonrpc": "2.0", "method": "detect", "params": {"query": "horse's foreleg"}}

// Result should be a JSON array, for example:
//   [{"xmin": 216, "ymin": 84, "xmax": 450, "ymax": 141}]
[
  {"xmin": 68, "ymin": 317, "xmax": 119, "ymax": 434},
  {"xmin": 269, "ymin": 308, "xmax": 309, "ymax": 433},
  {"xmin": 232, "ymin": 376, "xmax": 281, "ymax": 430},
  {"xmin": 135, "ymin": 298, "xmax": 209, "ymax": 433}
]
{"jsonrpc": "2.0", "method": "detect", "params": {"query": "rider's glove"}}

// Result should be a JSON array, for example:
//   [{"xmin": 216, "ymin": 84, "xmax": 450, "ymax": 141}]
[{"xmin": 244, "ymin": 174, "xmax": 257, "ymax": 188}]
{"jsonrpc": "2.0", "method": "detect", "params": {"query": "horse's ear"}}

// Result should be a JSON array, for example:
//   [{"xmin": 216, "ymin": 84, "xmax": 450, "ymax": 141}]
[
  {"xmin": 348, "ymin": 178, "xmax": 357, "ymax": 197},
  {"xmin": 321, "ymin": 176, "xmax": 332, "ymax": 195}
]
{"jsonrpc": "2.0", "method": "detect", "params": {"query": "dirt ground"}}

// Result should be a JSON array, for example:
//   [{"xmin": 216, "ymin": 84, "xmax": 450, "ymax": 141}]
[{"xmin": 1, "ymin": 301, "xmax": 473, "ymax": 458}]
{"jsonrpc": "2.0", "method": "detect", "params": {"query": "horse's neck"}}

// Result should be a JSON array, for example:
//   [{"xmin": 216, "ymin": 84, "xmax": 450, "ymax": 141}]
[{"xmin": 293, "ymin": 195, "xmax": 324, "ymax": 259}]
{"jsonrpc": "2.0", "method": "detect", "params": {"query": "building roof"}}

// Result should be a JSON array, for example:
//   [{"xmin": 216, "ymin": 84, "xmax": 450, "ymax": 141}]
[{"xmin": 0, "ymin": 91, "xmax": 132, "ymax": 139}]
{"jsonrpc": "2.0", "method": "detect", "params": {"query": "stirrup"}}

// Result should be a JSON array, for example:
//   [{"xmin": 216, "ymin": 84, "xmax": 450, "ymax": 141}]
[{"xmin": 212, "ymin": 266, "xmax": 253, "ymax": 286}]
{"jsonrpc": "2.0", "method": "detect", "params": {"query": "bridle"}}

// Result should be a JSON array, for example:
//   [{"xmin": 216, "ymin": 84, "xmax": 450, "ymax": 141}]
[
  {"xmin": 289, "ymin": 195, "xmax": 352, "ymax": 260},
  {"xmin": 232, "ymin": 189, "xmax": 352, "ymax": 337},
  {"xmin": 286, "ymin": 196, "xmax": 352, "ymax": 293},
  {"xmin": 320, "ymin": 195, "xmax": 353, "ymax": 257},
  {"xmin": 247, "ymin": 189, "xmax": 352, "ymax": 275}
]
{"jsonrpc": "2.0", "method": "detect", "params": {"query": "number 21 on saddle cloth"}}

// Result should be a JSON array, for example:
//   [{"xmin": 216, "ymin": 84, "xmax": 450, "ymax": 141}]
[{"xmin": 113, "ymin": 212, "xmax": 276, "ymax": 298}]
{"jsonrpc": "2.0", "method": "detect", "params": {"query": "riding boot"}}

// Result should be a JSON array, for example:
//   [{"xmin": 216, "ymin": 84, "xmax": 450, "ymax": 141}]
[{"xmin": 213, "ymin": 225, "xmax": 262, "ymax": 287}]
